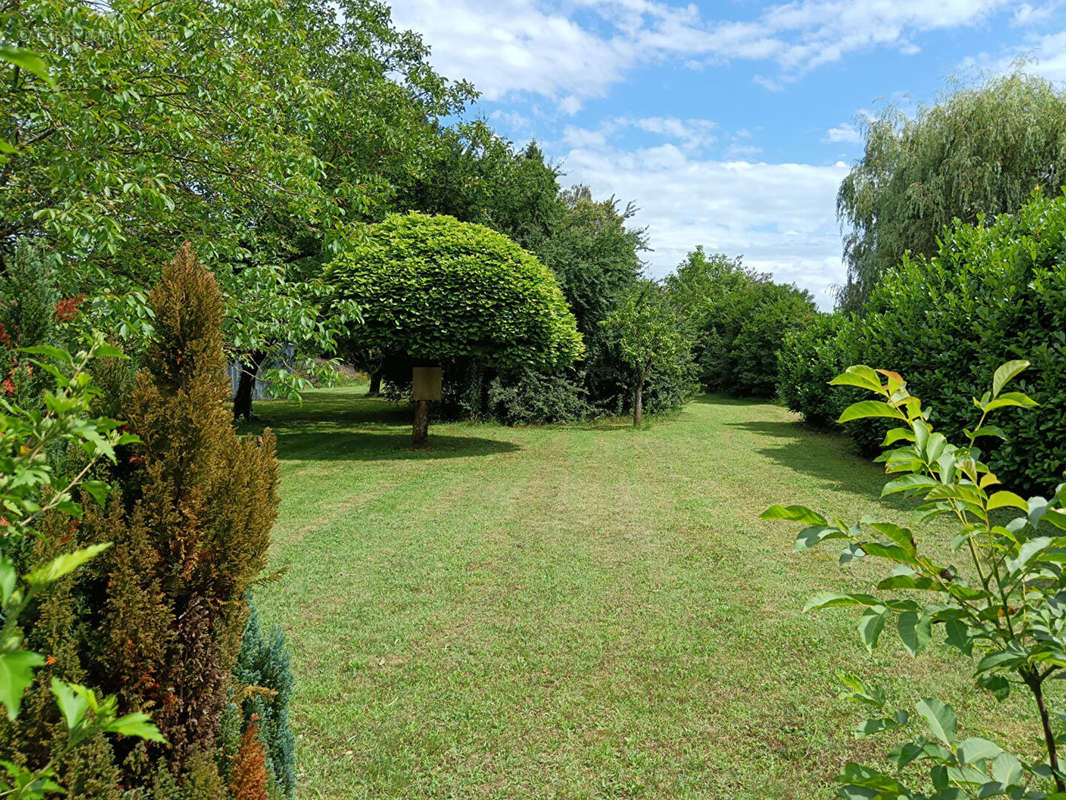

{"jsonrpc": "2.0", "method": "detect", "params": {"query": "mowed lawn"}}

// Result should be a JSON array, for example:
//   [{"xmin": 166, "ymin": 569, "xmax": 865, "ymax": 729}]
[{"xmin": 247, "ymin": 387, "xmax": 1037, "ymax": 799}]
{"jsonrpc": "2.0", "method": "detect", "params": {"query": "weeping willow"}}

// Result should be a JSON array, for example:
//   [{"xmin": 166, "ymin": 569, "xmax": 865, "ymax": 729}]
[{"xmin": 837, "ymin": 72, "xmax": 1066, "ymax": 311}]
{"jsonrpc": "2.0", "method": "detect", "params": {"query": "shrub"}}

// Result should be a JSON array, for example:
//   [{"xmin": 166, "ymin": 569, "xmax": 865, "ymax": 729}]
[
  {"xmin": 778, "ymin": 192, "xmax": 1066, "ymax": 494},
  {"xmin": 234, "ymin": 598, "xmax": 296, "ymax": 800},
  {"xmin": 777, "ymin": 313, "xmax": 871, "ymax": 431},
  {"xmin": 487, "ymin": 366, "xmax": 593, "ymax": 425},
  {"xmin": 764, "ymin": 361, "xmax": 1066, "ymax": 797},
  {"xmin": 229, "ymin": 718, "xmax": 269, "ymax": 800}
]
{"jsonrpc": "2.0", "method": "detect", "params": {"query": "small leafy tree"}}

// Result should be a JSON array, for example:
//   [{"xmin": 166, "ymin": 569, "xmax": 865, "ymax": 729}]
[
  {"xmin": 763, "ymin": 361, "xmax": 1066, "ymax": 797},
  {"xmin": 326, "ymin": 212, "xmax": 583, "ymax": 445},
  {"xmin": 600, "ymin": 283, "xmax": 691, "ymax": 427}
]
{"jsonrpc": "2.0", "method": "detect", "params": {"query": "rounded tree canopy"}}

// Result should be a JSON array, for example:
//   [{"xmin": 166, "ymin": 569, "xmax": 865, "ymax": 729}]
[{"xmin": 327, "ymin": 212, "xmax": 583, "ymax": 369}]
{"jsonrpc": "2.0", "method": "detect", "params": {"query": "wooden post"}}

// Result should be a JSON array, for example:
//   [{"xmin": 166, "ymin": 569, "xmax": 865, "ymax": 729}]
[
  {"xmin": 411, "ymin": 365, "xmax": 442, "ymax": 448},
  {"xmin": 412, "ymin": 399, "xmax": 430, "ymax": 447}
]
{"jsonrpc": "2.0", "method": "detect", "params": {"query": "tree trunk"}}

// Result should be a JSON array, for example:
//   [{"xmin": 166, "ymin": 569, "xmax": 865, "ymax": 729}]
[
  {"xmin": 367, "ymin": 372, "xmax": 382, "ymax": 397},
  {"xmin": 233, "ymin": 351, "xmax": 265, "ymax": 422},
  {"xmin": 633, "ymin": 380, "xmax": 643, "ymax": 428},
  {"xmin": 412, "ymin": 399, "xmax": 430, "ymax": 448}
]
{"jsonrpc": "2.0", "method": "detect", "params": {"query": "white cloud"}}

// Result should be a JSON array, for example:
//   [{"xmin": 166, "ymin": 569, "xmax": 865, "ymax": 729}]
[
  {"xmin": 558, "ymin": 143, "xmax": 850, "ymax": 309},
  {"xmin": 824, "ymin": 122, "xmax": 863, "ymax": 143},
  {"xmin": 390, "ymin": 0, "xmax": 1014, "ymax": 104},
  {"xmin": 562, "ymin": 116, "xmax": 719, "ymax": 152}
]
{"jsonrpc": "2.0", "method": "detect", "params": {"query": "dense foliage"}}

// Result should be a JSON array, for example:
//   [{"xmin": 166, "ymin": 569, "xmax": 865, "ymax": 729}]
[
  {"xmin": 2, "ymin": 247, "xmax": 286, "ymax": 797},
  {"xmin": 779, "ymin": 191, "xmax": 1066, "ymax": 495},
  {"xmin": 765, "ymin": 362, "xmax": 1066, "ymax": 797},
  {"xmin": 666, "ymin": 247, "xmax": 817, "ymax": 398},
  {"xmin": 838, "ymin": 73, "xmax": 1066, "ymax": 310},
  {"xmin": 600, "ymin": 283, "xmax": 694, "ymax": 427},
  {"xmin": 327, "ymin": 213, "xmax": 583, "ymax": 371},
  {"xmin": 2, "ymin": 0, "xmax": 467, "ymax": 413}
]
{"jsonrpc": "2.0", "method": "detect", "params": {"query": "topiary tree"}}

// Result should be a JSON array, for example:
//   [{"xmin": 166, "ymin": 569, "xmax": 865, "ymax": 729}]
[{"xmin": 327, "ymin": 213, "xmax": 583, "ymax": 445}]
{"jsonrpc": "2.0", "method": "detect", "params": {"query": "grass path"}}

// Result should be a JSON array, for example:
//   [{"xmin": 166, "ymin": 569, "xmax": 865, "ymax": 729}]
[{"xmin": 248, "ymin": 388, "xmax": 1034, "ymax": 799}]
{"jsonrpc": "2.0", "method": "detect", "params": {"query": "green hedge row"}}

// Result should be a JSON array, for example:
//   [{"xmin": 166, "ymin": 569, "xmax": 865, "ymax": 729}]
[{"xmin": 778, "ymin": 192, "xmax": 1066, "ymax": 495}]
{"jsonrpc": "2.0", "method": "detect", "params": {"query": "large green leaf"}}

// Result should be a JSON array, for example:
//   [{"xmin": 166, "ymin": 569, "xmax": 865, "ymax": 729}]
[
  {"xmin": 50, "ymin": 679, "xmax": 89, "ymax": 731},
  {"xmin": 857, "ymin": 606, "xmax": 887, "ymax": 652},
  {"xmin": 829, "ymin": 365, "xmax": 883, "ymax": 392},
  {"xmin": 957, "ymin": 737, "xmax": 1001, "ymax": 766},
  {"xmin": 760, "ymin": 505, "xmax": 827, "ymax": 525},
  {"xmin": 898, "ymin": 611, "xmax": 932, "ymax": 656},
  {"xmin": 0, "ymin": 651, "xmax": 45, "ymax": 721},
  {"xmin": 0, "ymin": 46, "xmax": 55, "ymax": 88},
  {"xmin": 991, "ymin": 360, "xmax": 1029, "ymax": 398},
  {"xmin": 105, "ymin": 712, "xmax": 166, "ymax": 742},
  {"xmin": 838, "ymin": 400, "xmax": 907, "ymax": 424},
  {"xmin": 916, "ymin": 698, "xmax": 957, "ymax": 746},
  {"xmin": 804, "ymin": 592, "xmax": 879, "ymax": 612},
  {"xmin": 24, "ymin": 543, "xmax": 112, "ymax": 587},
  {"xmin": 881, "ymin": 475, "xmax": 938, "ymax": 497}
]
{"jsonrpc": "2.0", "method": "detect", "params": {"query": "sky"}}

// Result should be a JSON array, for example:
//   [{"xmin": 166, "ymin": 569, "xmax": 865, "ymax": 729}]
[{"xmin": 386, "ymin": 0, "xmax": 1066, "ymax": 308}]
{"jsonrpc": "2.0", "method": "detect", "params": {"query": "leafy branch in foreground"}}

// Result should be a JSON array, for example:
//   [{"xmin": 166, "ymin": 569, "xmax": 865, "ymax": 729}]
[
  {"xmin": 0, "ymin": 335, "xmax": 162, "ymax": 798},
  {"xmin": 763, "ymin": 360, "xmax": 1066, "ymax": 798}
]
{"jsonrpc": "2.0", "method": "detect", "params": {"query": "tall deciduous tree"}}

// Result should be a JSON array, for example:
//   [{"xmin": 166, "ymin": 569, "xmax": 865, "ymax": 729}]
[
  {"xmin": 2, "ymin": 0, "xmax": 468, "ymax": 415},
  {"xmin": 837, "ymin": 72, "xmax": 1066, "ymax": 310}
]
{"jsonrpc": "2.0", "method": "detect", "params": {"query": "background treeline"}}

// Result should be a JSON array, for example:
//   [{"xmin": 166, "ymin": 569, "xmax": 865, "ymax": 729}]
[{"xmin": 776, "ymin": 73, "xmax": 1066, "ymax": 496}]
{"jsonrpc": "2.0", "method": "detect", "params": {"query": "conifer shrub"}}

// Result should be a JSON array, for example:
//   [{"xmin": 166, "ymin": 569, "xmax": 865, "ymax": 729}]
[
  {"xmin": 233, "ymin": 598, "xmax": 295, "ymax": 799},
  {"xmin": 229, "ymin": 718, "xmax": 269, "ymax": 800},
  {"xmin": 95, "ymin": 243, "xmax": 280, "ymax": 774},
  {"xmin": 5, "ymin": 244, "xmax": 283, "ymax": 793}
]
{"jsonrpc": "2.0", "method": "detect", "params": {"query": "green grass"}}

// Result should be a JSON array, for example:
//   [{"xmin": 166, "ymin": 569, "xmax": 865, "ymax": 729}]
[{"xmin": 246, "ymin": 387, "xmax": 1037, "ymax": 799}]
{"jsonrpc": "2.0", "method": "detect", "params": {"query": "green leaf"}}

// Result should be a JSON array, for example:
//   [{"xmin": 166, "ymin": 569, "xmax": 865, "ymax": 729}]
[
  {"xmin": 0, "ymin": 651, "xmax": 45, "ymax": 721},
  {"xmin": 958, "ymin": 737, "xmax": 1002, "ymax": 765},
  {"xmin": 794, "ymin": 525, "xmax": 847, "ymax": 550},
  {"xmin": 881, "ymin": 475, "xmax": 939, "ymax": 497},
  {"xmin": 991, "ymin": 360, "xmax": 1029, "ymax": 398},
  {"xmin": 1006, "ymin": 537, "xmax": 1052, "ymax": 575},
  {"xmin": 104, "ymin": 712, "xmax": 166, "ymax": 742},
  {"xmin": 829, "ymin": 365, "xmax": 883, "ymax": 392},
  {"xmin": 50, "ymin": 679, "xmax": 89, "ymax": 731},
  {"xmin": 838, "ymin": 400, "xmax": 907, "ymax": 424},
  {"xmin": 881, "ymin": 427, "xmax": 915, "ymax": 446},
  {"xmin": 0, "ymin": 557, "xmax": 16, "ymax": 606},
  {"xmin": 983, "ymin": 391, "xmax": 1038, "ymax": 413},
  {"xmin": 760, "ymin": 505, "xmax": 827, "ymax": 525},
  {"xmin": 976, "ymin": 673, "xmax": 1010, "ymax": 701},
  {"xmin": 898, "ymin": 611, "xmax": 932, "ymax": 656},
  {"xmin": 804, "ymin": 592, "xmax": 879, "ymax": 612},
  {"xmin": 987, "ymin": 491, "xmax": 1028, "ymax": 512},
  {"xmin": 24, "ymin": 543, "xmax": 112, "ymax": 587},
  {"xmin": 867, "ymin": 522, "xmax": 916, "ymax": 553},
  {"xmin": 944, "ymin": 619, "xmax": 973, "ymax": 655},
  {"xmin": 80, "ymin": 480, "xmax": 110, "ymax": 510},
  {"xmin": 857, "ymin": 606, "xmax": 887, "ymax": 652},
  {"xmin": 0, "ymin": 46, "xmax": 55, "ymax": 88},
  {"xmin": 916, "ymin": 698, "xmax": 957, "ymax": 746},
  {"xmin": 991, "ymin": 752, "xmax": 1023, "ymax": 786}
]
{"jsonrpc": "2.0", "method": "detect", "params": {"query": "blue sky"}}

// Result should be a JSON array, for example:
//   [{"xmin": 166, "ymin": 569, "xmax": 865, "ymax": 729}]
[{"xmin": 387, "ymin": 0, "xmax": 1066, "ymax": 307}]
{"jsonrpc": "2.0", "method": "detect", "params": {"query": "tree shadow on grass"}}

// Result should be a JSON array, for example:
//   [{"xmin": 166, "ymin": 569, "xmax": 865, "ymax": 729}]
[
  {"xmin": 725, "ymin": 418, "xmax": 909, "ymax": 508},
  {"xmin": 269, "ymin": 429, "xmax": 520, "ymax": 462}
]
